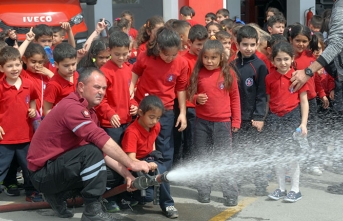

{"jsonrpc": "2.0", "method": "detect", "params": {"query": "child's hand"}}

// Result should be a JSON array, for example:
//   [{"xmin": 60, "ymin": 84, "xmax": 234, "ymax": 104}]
[
  {"xmin": 0, "ymin": 126, "xmax": 5, "ymax": 140},
  {"xmin": 321, "ymin": 96, "xmax": 329, "ymax": 109},
  {"xmin": 36, "ymin": 67, "xmax": 54, "ymax": 78},
  {"xmin": 96, "ymin": 18, "xmax": 108, "ymax": 33},
  {"xmin": 110, "ymin": 114, "xmax": 121, "ymax": 128},
  {"xmin": 28, "ymin": 108, "xmax": 36, "ymax": 118},
  {"xmin": 25, "ymin": 27, "xmax": 35, "ymax": 42},
  {"xmin": 77, "ymin": 44, "xmax": 88, "ymax": 60},
  {"xmin": 298, "ymin": 124, "xmax": 307, "ymax": 136},
  {"xmin": 232, "ymin": 127, "xmax": 239, "ymax": 132},
  {"xmin": 196, "ymin": 93, "xmax": 208, "ymax": 105},
  {"xmin": 129, "ymin": 105, "xmax": 138, "ymax": 116},
  {"xmin": 7, "ymin": 29, "xmax": 17, "ymax": 40},
  {"xmin": 224, "ymin": 48, "xmax": 231, "ymax": 59},
  {"xmin": 330, "ymin": 90, "xmax": 335, "ymax": 100},
  {"xmin": 175, "ymin": 113, "xmax": 187, "ymax": 132},
  {"xmin": 60, "ymin": 22, "xmax": 71, "ymax": 31},
  {"xmin": 251, "ymin": 120, "xmax": 264, "ymax": 132},
  {"xmin": 148, "ymin": 162, "xmax": 158, "ymax": 171}
]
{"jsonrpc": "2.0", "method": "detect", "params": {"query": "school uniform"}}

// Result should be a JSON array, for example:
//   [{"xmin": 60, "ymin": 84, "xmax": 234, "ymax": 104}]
[
  {"xmin": 43, "ymin": 70, "xmax": 78, "ymax": 108},
  {"xmin": 132, "ymin": 52, "xmax": 188, "ymax": 170},
  {"xmin": 256, "ymin": 50, "xmax": 271, "ymax": 72},
  {"xmin": 96, "ymin": 60, "xmax": 137, "ymax": 144},
  {"xmin": 137, "ymin": 42, "xmax": 147, "ymax": 57},
  {"xmin": 185, "ymin": 19, "xmax": 197, "ymax": 26},
  {"xmin": 129, "ymin": 28, "xmax": 138, "ymax": 40}
]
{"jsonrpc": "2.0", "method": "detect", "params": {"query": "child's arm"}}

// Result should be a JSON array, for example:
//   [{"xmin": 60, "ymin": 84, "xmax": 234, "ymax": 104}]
[
  {"xmin": 230, "ymin": 72, "xmax": 241, "ymax": 132},
  {"xmin": 28, "ymin": 100, "xmax": 37, "ymax": 118},
  {"xmin": 0, "ymin": 126, "xmax": 5, "ymax": 140},
  {"xmin": 299, "ymin": 91, "xmax": 309, "ymax": 135},
  {"xmin": 82, "ymin": 18, "xmax": 107, "ymax": 52},
  {"xmin": 129, "ymin": 72, "xmax": 139, "ymax": 98},
  {"xmin": 252, "ymin": 64, "xmax": 268, "ymax": 131},
  {"xmin": 314, "ymin": 73, "xmax": 329, "ymax": 108},
  {"xmin": 43, "ymin": 101, "xmax": 53, "ymax": 116},
  {"xmin": 60, "ymin": 22, "xmax": 76, "ymax": 48},
  {"xmin": 18, "ymin": 27, "xmax": 35, "ymax": 56},
  {"xmin": 176, "ymin": 90, "xmax": 187, "ymax": 132}
]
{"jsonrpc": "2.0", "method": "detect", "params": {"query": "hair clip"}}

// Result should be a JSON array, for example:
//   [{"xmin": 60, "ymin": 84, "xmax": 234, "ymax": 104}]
[
  {"xmin": 92, "ymin": 58, "xmax": 96, "ymax": 63},
  {"xmin": 210, "ymin": 35, "xmax": 217, "ymax": 40},
  {"xmin": 115, "ymin": 18, "xmax": 121, "ymax": 21}
]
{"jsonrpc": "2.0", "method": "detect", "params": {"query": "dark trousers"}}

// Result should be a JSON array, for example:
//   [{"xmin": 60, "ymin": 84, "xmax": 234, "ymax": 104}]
[
  {"xmin": 3, "ymin": 157, "xmax": 20, "ymax": 187},
  {"xmin": 0, "ymin": 143, "xmax": 35, "ymax": 195},
  {"xmin": 104, "ymin": 123, "xmax": 129, "ymax": 145},
  {"xmin": 30, "ymin": 144, "xmax": 109, "ymax": 198},
  {"xmin": 193, "ymin": 117, "xmax": 238, "ymax": 197}
]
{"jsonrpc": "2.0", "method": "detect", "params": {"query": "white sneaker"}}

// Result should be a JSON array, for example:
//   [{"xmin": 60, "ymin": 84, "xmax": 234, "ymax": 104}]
[{"xmin": 311, "ymin": 166, "xmax": 323, "ymax": 176}]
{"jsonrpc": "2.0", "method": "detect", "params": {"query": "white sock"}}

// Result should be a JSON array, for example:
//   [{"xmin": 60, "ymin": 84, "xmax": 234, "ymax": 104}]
[
  {"xmin": 275, "ymin": 165, "xmax": 286, "ymax": 192},
  {"xmin": 290, "ymin": 161, "xmax": 300, "ymax": 193}
]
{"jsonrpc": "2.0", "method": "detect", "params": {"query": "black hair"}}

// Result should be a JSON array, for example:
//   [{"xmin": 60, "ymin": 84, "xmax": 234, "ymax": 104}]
[
  {"xmin": 320, "ymin": 9, "xmax": 331, "ymax": 36},
  {"xmin": 180, "ymin": 6, "xmax": 195, "ymax": 17},
  {"xmin": 139, "ymin": 95, "xmax": 165, "ymax": 114},
  {"xmin": 314, "ymin": 31, "xmax": 324, "ymax": 49},
  {"xmin": 33, "ymin": 24, "xmax": 53, "ymax": 41},
  {"xmin": 205, "ymin": 12, "xmax": 216, "ymax": 22},
  {"xmin": 52, "ymin": 26, "xmax": 66, "ymax": 36},
  {"xmin": 78, "ymin": 67, "xmax": 105, "ymax": 84},
  {"xmin": 232, "ymin": 23, "xmax": 244, "ymax": 36},
  {"xmin": 216, "ymin": 8, "xmax": 230, "ymax": 18},
  {"xmin": 108, "ymin": 26, "xmax": 122, "ymax": 36},
  {"xmin": 171, "ymin": 20, "xmax": 191, "ymax": 35},
  {"xmin": 221, "ymin": 19, "xmax": 235, "ymax": 31},
  {"xmin": 0, "ymin": 41, "xmax": 7, "ymax": 51},
  {"xmin": 188, "ymin": 24, "xmax": 208, "ymax": 42},
  {"xmin": 112, "ymin": 17, "xmax": 130, "ymax": 32},
  {"xmin": 285, "ymin": 24, "xmax": 318, "ymax": 52},
  {"xmin": 0, "ymin": 46, "xmax": 21, "ymax": 66},
  {"xmin": 309, "ymin": 15, "xmax": 323, "ymax": 30},
  {"xmin": 236, "ymin": 25, "xmax": 258, "ymax": 44},
  {"xmin": 121, "ymin": 10, "xmax": 135, "ymax": 28},
  {"xmin": 267, "ymin": 34, "xmax": 287, "ymax": 48},
  {"xmin": 206, "ymin": 22, "xmax": 225, "ymax": 34},
  {"xmin": 215, "ymin": 30, "xmax": 231, "ymax": 41},
  {"xmin": 109, "ymin": 31, "xmax": 130, "ymax": 49},
  {"xmin": 53, "ymin": 42, "xmax": 77, "ymax": 63},
  {"xmin": 271, "ymin": 41, "xmax": 294, "ymax": 61},
  {"xmin": 165, "ymin": 19, "xmax": 178, "ymax": 28},
  {"xmin": 137, "ymin": 16, "xmax": 164, "ymax": 47},
  {"xmin": 24, "ymin": 43, "xmax": 47, "ymax": 60},
  {"xmin": 267, "ymin": 14, "xmax": 286, "ymax": 28},
  {"xmin": 83, "ymin": 38, "xmax": 109, "ymax": 68},
  {"xmin": 188, "ymin": 39, "xmax": 234, "ymax": 100},
  {"xmin": 265, "ymin": 7, "xmax": 281, "ymax": 20},
  {"xmin": 147, "ymin": 27, "xmax": 181, "ymax": 57}
]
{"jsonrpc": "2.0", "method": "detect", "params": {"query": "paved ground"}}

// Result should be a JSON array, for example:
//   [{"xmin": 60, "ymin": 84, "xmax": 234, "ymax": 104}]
[{"xmin": 0, "ymin": 169, "xmax": 342, "ymax": 221}]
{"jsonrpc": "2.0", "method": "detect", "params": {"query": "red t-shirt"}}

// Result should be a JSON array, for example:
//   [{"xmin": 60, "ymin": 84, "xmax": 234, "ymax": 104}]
[
  {"xmin": 121, "ymin": 119, "xmax": 161, "ymax": 160},
  {"xmin": 27, "ymin": 92, "xmax": 110, "ymax": 171},
  {"xmin": 186, "ymin": 19, "xmax": 198, "ymax": 26},
  {"xmin": 44, "ymin": 70, "xmax": 78, "ymax": 107},
  {"xmin": 21, "ymin": 70, "xmax": 50, "ymax": 116},
  {"xmin": 195, "ymin": 67, "xmax": 241, "ymax": 127},
  {"xmin": 96, "ymin": 60, "xmax": 137, "ymax": 127},
  {"xmin": 265, "ymin": 68, "xmax": 309, "ymax": 117},
  {"xmin": 256, "ymin": 50, "xmax": 271, "ymax": 72},
  {"xmin": 182, "ymin": 51, "xmax": 198, "ymax": 108},
  {"xmin": 0, "ymin": 72, "xmax": 4, "ymax": 79},
  {"xmin": 132, "ymin": 53, "xmax": 188, "ymax": 110},
  {"xmin": 319, "ymin": 69, "xmax": 335, "ymax": 96},
  {"xmin": 129, "ymin": 28, "xmax": 138, "ymax": 40},
  {"xmin": 0, "ymin": 77, "xmax": 39, "ymax": 144},
  {"xmin": 137, "ymin": 42, "xmax": 147, "ymax": 57}
]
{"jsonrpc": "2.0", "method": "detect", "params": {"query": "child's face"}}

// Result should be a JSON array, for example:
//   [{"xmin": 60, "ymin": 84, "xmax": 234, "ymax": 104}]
[
  {"xmin": 95, "ymin": 50, "xmax": 111, "ymax": 68},
  {"xmin": 180, "ymin": 27, "xmax": 191, "ymax": 47},
  {"xmin": 202, "ymin": 49, "xmax": 221, "ymax": 70},
  {"xmin": 23, "ymin": 53, "xmax": 45, "ymax": 74},
  {"xmin": 220, "ymin": 37, "xmax": 232, "ymax": 52},
  {"xmin": 272, "ymin": 51, "xmax": 293, "ymax": 74},
  {"xmin": 258, "ymin": 40, "xmax": 268, "ymax": 56},
  {"xmin": 35, "ymin": 35, "xmax": 53, "ymax": 48},
  {"xmin": 290, "ymin": 34, "xmax": 309, "ymax": 55},
  {"xmin": 147, "ymin": 23, "xmax": 164, "ymax": 42},
  {"xmin": 313, "ymin": 42, "xmax": 323, "ymax": 59},
  {"xmin": 55, "ymin": 57, "xmax": 77, "ymax": 80},
  {"xmin": 268, "ymin": 22, "xmax": 285, "ymax": 35},
  {"xmin": 0, "ymin": 58, "xmax": 22, "ymax": 81},
  {"xmin": 138, "ymin": 108, "xmax": 163, "ymax": 130},
  {"xmin": 205, "ymin": 17, "xmax": 212, "ymax": 24},
  {"xmin": 216, "ymin": 13, "xmax": 228, "ymax": 22},
  {"xmin": 238, "ymin": 38, "xmax": 257, "ymax": 58},
  {"xmin": 207, "ymin": 25, "xmax": 220, "ymax": 37},
  {"xmin": 123, "ymin": 14, "xmax": 132, "ymax": 27},
  {"xmin": 266, "ymin": 12, "xmax": 275, "ymax": 20},
  {"xmin": 159, "ymin": 46, "xmax": 179, "ymax": 63},
  {"xmin": 109, "ymin": 46, "xmax": 129, "ymax": 68},
  {"xmin": 188, "ymin": 39, "xmax": 206, "ymax": 56},
  {"xmin": 52, "ymin": 32, "xmax": 64, "ymax": 46}
]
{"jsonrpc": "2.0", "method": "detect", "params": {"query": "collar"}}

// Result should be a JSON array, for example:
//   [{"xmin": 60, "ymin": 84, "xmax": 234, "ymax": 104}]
[
  {"xmin": 68, "ymin": 92, "xmax": 91, "ymax": 109},
  {"xmin": 237, "ymin": 51, "xmax": 257, "ymax": 63},
  {"xmin": 133, "ymin": 118, "xmax": 156, "ymax": 138},
  {"xmin": 54, "ymin": 70, "xmax": 76, "ymax": 88},
  {"xmin": 2, "ymin": 76, "xmax": 26, "ymax": 90}
]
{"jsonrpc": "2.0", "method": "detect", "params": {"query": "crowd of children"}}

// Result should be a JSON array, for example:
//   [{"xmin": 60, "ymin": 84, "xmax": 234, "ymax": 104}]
[{"xmin": 0, "ymin": 4, "xmax": 342, "ymax": 220}]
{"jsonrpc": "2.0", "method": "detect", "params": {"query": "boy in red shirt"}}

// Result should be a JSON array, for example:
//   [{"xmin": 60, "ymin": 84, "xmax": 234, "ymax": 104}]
[
  {"xmin": 52, "ymin": 22, "xmax": 76, "ymax": 48},
  {"xmin": 96, "ymin": 31, "xmax": 138, "ymax": 144},
  {"xmin": 180, "ymin": 6, "xmax": 197, "ymax": 26},
  {"xmin": 171, "ymin": 20, "xmax": 191, "ymax": 55},
  {"xmin": 43, "ymin": 43, "xmax": 78, "ymax": 116},
  {"xmin": 0, "ymin": 46, "xmax": 42, "ymax": 202}
]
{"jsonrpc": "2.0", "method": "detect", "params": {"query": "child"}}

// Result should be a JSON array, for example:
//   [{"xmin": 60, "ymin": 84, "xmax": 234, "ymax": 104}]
[
  {"xmin": 0, "ymin": 46, "xmax": 43, "ymax": 202},
  {"xmin": 231, "ymin": 23, "xmax": 244, "ymax": 56},
  {"xmin": 121, "ymin": 10, "xmax": 138, "ymax": 40},
  {"xmin": 32, "ymin": 24, "xmax": 53, "ymax": 48},
  {"xmin": 121, "ymin": 95, "xmax": 179, "ymax": 219},
  {"xmin": 136, "ymin": 16, "xmax": 164, "ymax": 56},
  {"xmin": 188, "ymin": 39, "xmax": 241, "ymax": 206},
  {"xmin": 205, "ymin": 12, "xmax": 216, "ymax": 24},
  {"xmin": 216, "ymin": 8, "xmax": 230, "ymax": 22},
  {"xmin": 52, "ymin": 22, "xmax": 76, "ymax": 48},
  {"xmin": 221, "ymin": 18, "xmax": 235, "ymax": 35},
  {"xmin": 308, "ymin": 15, "xmax": 323, "ymax": 32},
  {"xmin": 130, "ymin": 27, "xmax": 188, "ymax": 171},
  {"xmin": 180, "ymin": 5, "xmax": 197, "ymax": 26},
  {"xmin": 206, "ymin": 22, "xmax": 224, "ymax": 38},
  {"xmin": 80, "ymin": 38, "xmax": 110, "ymax": 71},
  {"xmin": 171, "ymin": 20, "xmax": 191, "ymax": 54},
  {"xmin": 233, "ymin": 25, "xmax": 269, "ymax": 196},
  {"xmin": 267, "ymin": 14, "xmax": 286, "ymax": 35},
  {"xmin": 112, "ymin": 17, "xmax": 131, "ymax": 36},
  {"xmin": 96, "ymin": 31, "xmax": 138, "ymax": 144},
  {"xmin": 215, "ymin": 31, "xmax": 234, "ymax": 61},
  {"xmin": 262, "ymin": 7, "xmax": 281, "ymax": 32},
  {"xmin": 266, "ymin": 41, "xmax": 309, "ymax": 202},
  {"xmin": 43, "ymin": 43, "xmax": 78, "ymax": 115}
]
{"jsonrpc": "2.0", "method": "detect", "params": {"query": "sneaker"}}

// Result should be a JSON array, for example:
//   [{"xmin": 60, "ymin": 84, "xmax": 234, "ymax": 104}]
[
  {"xmin": 4, "ymin": 184, "xmax": 20, "ymax": 196},
  {"xmin": 104, "ymin": 200, "xmax": 121, "ymax": 213},
  {"xmin": 198, "ymin": 192, "xmax": 210, "ymax": 203},
  {"xmin": 223, "ymin": 196, "xmax": 238, "ymax": 207},
  {"xmin": 81, "ymin": 200, "xmax": 115, "ymax": 221},
  {"xmin": 26, "ymin": 191, "xmax": 44, "ymax": 202},
  {"xmin": 283, "ymin": 191, "xmax": 302, "ymax": 202},
  {"xmin": 118, "ymin": 199, "xmax": 138, "ymax": 210},
  {"xmin": 310, "ymin": 166, "xmax": 323, "ymax": 176},
  {"xmin": 268, "ymin": 189, "xmax": 287, "ymax": 200},
  {"xmin": 44, "ymin": 193, "xmax": 74, "ymax": 218},
  {"xmin": 163, "ymin": 205, "xmax": 179, "ymax": 219},
  {"xmin": 327, "ymin": 183, "xmax": 343, "ymax": 195}
]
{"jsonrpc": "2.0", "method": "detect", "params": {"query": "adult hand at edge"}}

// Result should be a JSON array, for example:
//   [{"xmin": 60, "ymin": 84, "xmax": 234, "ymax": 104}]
[{"xmin": 290, "ymin": 69, "xmax": 310, "ymax": 92}]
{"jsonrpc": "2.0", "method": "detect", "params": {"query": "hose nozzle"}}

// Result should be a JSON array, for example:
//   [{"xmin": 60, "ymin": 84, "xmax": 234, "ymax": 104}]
[{"xmin": 131, "ymin": 171, "xmax": 169, "ymax": 190}]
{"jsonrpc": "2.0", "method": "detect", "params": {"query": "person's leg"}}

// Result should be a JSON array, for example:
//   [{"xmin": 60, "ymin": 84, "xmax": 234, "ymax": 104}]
[
  {"xmin": 182, "ymin": 107, "xmax": 196, "ymax": 161},
  {"xmin": 284, "ymin": 161, "xmax": 302, "ymax": 202},
  {"xmin": 0, "ymin": 144, "xmax": 15, "ymax": 195},
  {"xmin": 103, "ymin": 123, "xmax": 128, "ymax": 145},
  {"xmin": 104, "ymin": 167, "xmax": 125, "ymax": 212},
  {"xmin": 3, "ymin": 157, "xmax": 20, "ymax": 196}
]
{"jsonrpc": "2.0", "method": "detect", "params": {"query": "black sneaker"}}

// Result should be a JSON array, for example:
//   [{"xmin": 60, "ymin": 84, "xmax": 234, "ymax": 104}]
[
  {"xmin": 4, "ymin": 184, "xmax": 20, "ymax": 196},
  {"xmin": 198, "ymin": 193, "xmax": 210, "ymax": 203},
  {"xmin": 163, "ymin": 205, "xmax": 179, "ymax": 219},
  {"xmin": 268, "ymin": 189, "xmax": 287, "ymax": 200},
  {"xmin": 223, "ymin": 196, "xmax": 238, "ymax": 207},
  {"xmin": 81, "ymin": 200, "xmax": 115, "ymax": 221},
  {"xmin": 327, "ymin": 183, "xmax": 343, "ymax": 195},
  {"xmin": 44, "ymin": 193, "xmax": 74, "ymax": 218}
]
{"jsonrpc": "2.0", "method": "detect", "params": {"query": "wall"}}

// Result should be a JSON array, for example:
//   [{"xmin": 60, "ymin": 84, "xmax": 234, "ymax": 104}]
[{"xmin": 287, "ymin": 0, "xmax": 316, "ymax": 26}]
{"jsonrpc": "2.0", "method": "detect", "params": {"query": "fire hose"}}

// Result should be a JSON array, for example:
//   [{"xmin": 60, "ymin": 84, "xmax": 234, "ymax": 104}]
[{"xmin": 0, "ymin": 171, "xmax": 169, "ymax": 213}]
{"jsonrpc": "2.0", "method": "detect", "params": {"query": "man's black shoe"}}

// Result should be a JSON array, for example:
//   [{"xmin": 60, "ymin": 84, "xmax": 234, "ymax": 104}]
[
  {"xmin": 44, "ymin": 193, "xmax": 74, "ymax": 218},
  {"xmin": 327, "ymin": 183, "xmax": 343, "ymax": 195},
  {"xmin": 81, "ymin": 200, "xmax": 115, "ymax": 221}
]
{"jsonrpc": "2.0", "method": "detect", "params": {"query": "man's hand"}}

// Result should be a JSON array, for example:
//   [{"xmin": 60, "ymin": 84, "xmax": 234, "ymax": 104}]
[
  {"xmin": 0, "ymin": 126, "xmax": 5, "ymax": 140},
  {"xmin": 129, "ymin": 105, "xmax": 138, "ymax": 116},
  {"xmin": 196, "ymin": 93, "xmax": 208, "ymax": 105},
  {"xmin": 130, "ymin": 160, "xmax": 150, "ymax": 173},
  {"xmin": 251, "ymin": 120, "xmax": 264, "ymax": 132},
  {"xmin": 290, "ymin": 69, "xmax": 311, "ymax": 92},
  {"xmin": 110, "ymin": 114, "xmax": 121, "ymax": 128},
  {"xmin": 175, "ymin": 113, "xmax": 187, "ymax": 132},
  {"xmin": 28, "ymin": 108, "xmax": 36, "ymax": 118}
]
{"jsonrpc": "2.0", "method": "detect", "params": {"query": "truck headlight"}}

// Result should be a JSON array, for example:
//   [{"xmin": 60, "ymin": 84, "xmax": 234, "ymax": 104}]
[{"xmin": 70, "ymin": 14, "xmax": 83, "ymax": 25}]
